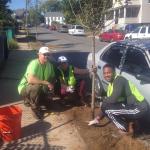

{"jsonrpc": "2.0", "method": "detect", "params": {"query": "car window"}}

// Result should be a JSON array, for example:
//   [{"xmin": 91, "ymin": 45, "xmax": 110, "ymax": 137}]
[
  {"xmin": 62, "ymin": 25, "xmax": 68, "ymax": 28},
  {"xmin": 76, "ymin": 26, "xmax": 83, "ymax": 29},
  {"xmin": 101, "ymin": 44, "xmax": 124, "ymax": 68},
  {"xmin": 148, "ymin": 27, "xmax": 150, "ymax": 33},
  {"xmin": 123, "ymin": 48, "xmax": 149, "ymax": 75},
  {"xmin": 132, "ymin": 27, "xmax": 140, "ymax": 33},
  {"xmin": 140, "ymin": 27, "xmax": 146, "ymax": 33},
  {"xmin": 108, "ymin": 29, "xmax": 112, "ymax": 33}
]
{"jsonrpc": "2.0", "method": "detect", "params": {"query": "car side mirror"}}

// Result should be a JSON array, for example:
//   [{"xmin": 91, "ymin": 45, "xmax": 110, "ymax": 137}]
[{"xmin": 135, "ymin": 74, "xmax": 150, "ymax": 83}]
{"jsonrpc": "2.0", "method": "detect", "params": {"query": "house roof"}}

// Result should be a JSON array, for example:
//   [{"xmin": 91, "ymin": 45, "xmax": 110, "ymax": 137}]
[
  {"xmin": 45, "ymin": 12, "xmax": 64, "ymax": 17},
  {"xmin": 14, "ymin": 9, "xmax": 26, "ymax": 17}
]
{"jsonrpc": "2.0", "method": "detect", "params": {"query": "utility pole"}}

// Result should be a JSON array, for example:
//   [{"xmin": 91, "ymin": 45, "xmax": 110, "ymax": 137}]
[
  {"xmin": 25, "ymin": 0, "xmax": 28, "ymax": 36},
  {"xmin": 35, "ymin": 0, "xmax": 38, "ymax": 40}
]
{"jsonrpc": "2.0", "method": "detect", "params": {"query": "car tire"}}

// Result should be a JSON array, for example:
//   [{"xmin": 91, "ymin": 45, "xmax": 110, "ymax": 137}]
[
  {"xmin": 129, "ymin": 36, "xmax": 132, "ymax": 40},
  {"xmin": 110, "ymin": 38, "xmax": 114, "ymax": 43}
]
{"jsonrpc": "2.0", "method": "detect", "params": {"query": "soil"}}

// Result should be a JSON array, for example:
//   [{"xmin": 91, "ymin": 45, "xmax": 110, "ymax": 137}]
[{"xmin": 64, "ymin": 105, "xmax": 150, "ymax": 150}]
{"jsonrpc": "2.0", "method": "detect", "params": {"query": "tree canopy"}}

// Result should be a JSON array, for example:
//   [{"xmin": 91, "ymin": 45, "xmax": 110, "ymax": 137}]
[
  {"xmin": 0, "ymin": 0, "xmax": 13, "ymax": 27},
  {"xmin": 39, "ymin": 0, "xmax": 62, "ymax": 15},
  {"xmin": 61, "ymin": 0, "xmax": 113, "ymax": 30}
]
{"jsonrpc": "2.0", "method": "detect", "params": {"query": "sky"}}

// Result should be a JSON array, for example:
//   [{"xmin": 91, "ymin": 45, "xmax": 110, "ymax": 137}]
[{"xmin": 8, "ymin": 0, "xmax": 26, "ymax": 10}]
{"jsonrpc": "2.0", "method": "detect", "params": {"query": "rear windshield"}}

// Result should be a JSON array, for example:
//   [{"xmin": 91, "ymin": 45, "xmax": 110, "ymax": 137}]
[
  {"xmin": 62, "ymin": 25, "xmax": 68, "ymax": 28},
  {"xmin": 76, "ymin": 26, "xmax": 83, "ymax": 29}
]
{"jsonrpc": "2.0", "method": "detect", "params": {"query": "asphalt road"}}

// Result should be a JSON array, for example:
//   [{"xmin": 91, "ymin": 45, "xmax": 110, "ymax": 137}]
[{"xmin": 30, "ymin": 27, "xmax": 108, "ymax": 68}]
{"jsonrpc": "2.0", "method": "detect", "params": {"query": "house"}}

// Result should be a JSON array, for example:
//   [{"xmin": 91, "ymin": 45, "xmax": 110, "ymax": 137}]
[
  {"xmin": 45, "ymin": 12, "xmax": 65, "ymax": 26},
  {"xmin": 14, "ymin": 9, "xmax": 26, "ymax": 20},
  {"xmin": 104, "ymin": 0, "xmax": 150, "ymax": 31}
]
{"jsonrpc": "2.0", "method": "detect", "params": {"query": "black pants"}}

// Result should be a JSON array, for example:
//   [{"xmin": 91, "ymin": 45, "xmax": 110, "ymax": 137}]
[
  {"xmin": 101, "ymin": 101, "xmax": 149, "ymax": 131},
  {"xmin": 20, "ymin": 84, "xmax": 50, "ymax": 110}
]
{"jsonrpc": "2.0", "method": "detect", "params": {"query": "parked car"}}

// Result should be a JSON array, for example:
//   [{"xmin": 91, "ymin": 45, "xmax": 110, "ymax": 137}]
[
  {"xmin": 124, "ymin": 23, "xmax": 150, "ymax": 33},
  {"xmin": 58, "ymin": 25, "xmax": 68, "ymax": 33},
  {"xmin": 68, "ymin": 25, "xmax": 85, "ymax": 35},
  {"xmin": 99, "ymin": 29, "xmax": 125, "ymax": 42},
  {"xmin": 49, "ymin": 25, "xmax": 57, "ymax": 30},
  {"xmin": 124, "ymin": 25, "xmax": 150, "ymax": 40},
  {"xmin": 86, "ymin": 39, "xmax": 150, "ymax": 104}
]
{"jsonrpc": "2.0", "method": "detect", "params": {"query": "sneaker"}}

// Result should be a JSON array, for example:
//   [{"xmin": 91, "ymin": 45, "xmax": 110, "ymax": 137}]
[
  {"xmin": 31, "ymin": 108, "xmax": 43, "ymax": 120},
  {"xmin": 88, "ymin": 118, "xmax": 99, "ymax": 126}
]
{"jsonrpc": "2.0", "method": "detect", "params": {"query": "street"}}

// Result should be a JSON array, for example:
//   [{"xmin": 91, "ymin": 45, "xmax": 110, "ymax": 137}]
[{"xmin": 31, "ymin": 27, "xmax": 107, "ymax": 52}]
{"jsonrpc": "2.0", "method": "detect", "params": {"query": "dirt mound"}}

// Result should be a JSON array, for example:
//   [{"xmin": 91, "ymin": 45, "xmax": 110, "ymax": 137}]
[{"xmin": 66, "ymin": 107, "xmax": 150, "ymax": 150}]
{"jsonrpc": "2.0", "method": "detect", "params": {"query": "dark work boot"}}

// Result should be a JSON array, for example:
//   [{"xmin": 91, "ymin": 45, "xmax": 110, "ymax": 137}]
[
  {"xmin": 31, "ymin": 108, "xmax": 43, "ymax": 120},
  {"xmin": 24, "ymin": 98, "xmax": 30, "ymax": 107}
]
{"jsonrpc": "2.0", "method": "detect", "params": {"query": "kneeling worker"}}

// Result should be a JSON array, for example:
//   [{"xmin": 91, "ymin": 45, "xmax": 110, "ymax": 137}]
[
  {"xmin": 57, "ymin": 56, "xmax": 90, "ymax": 105},
  {"xmin": 89, "ymin": 64, "xmax": 149, "ymax": 134},
  {"xmin": 18, "ymin": 47, "xmax": 55, "ymax": 119}
]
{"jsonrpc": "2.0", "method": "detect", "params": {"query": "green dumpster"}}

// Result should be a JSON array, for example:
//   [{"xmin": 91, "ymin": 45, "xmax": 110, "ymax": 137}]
[
  {"xmin": 6, "ymin": 29, "xmax": 13, "ymax": 41},
  {"xmin": 4, "ymin": 27, "xmax": 15, "ymax": 41}
]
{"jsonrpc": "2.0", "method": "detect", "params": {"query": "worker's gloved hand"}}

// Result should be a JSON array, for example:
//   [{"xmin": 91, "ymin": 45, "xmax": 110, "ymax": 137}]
[
  {"xmin": 88, "ymin": 118, "xmax": 99, "ymax": 126},
  {"xmin": 66, "ymin": 86, "xmax": 74, "ymax": 93}
]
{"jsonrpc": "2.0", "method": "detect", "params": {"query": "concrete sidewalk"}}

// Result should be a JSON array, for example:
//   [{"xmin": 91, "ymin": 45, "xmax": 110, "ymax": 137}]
[{"xmin": 0, "ymin": 31, "xmax": 87, "ymax": 150}]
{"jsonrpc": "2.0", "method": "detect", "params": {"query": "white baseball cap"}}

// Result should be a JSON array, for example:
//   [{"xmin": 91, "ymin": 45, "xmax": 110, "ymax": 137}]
[
  {"xmin": 58, "ymin": 56, "xmax": 68, "ymax": 63},
  {"xmin": 38, "ymin": 47, "xmax": 50, "ymax": 54}
]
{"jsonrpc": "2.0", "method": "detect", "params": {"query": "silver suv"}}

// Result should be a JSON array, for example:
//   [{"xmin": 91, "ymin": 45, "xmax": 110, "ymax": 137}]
[{"xmin": 86, "ymin": 39, "xmax": 150, "ymax": 104}]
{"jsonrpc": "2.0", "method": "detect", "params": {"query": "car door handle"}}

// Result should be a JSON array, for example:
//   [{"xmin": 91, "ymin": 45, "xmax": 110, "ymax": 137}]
[{"xmin": 98, "ymin": 65, "xmax": 101, "ymax": 69}]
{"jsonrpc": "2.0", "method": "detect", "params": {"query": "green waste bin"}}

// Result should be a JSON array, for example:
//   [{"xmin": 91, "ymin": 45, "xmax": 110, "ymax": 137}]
[{"xmin": 5, "ymin": 29, "xmax": 13, "ymax": 41}]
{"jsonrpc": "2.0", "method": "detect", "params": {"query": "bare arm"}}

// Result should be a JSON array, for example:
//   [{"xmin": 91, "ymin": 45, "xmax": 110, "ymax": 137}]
[
  {"xmin": 27, "ymin": 74, "xmax": 50, "ymax": 85},
  {"xmin": 74, "ymin": 67, "xmax": 89, "ymax": 75}
]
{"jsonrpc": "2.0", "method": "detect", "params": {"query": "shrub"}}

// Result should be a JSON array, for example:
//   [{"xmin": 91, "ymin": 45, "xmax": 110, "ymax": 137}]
[{"xmin": 8, "ymin": 39, "xmax": 19, "ymax": 50}]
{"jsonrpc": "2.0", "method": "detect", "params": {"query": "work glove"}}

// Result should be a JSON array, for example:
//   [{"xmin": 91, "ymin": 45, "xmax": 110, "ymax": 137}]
[
  {"xmin": 66, "ymin": 86, "xmax": 75, "ymax": 93},
  {"xmin": 88, "ymin": 118, "xmax": 99, "ymax": 126}
]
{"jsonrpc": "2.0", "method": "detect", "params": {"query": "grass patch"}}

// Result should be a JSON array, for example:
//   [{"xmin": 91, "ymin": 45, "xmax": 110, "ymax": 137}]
[{"xmin": 8, "ymin": 39, "xmax": 19, "ymax": 50}]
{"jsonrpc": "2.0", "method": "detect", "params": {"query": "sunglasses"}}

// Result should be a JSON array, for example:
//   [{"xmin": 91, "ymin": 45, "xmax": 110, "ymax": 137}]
[{"xmin": 43, "ymin": 53, "xmax": 49, "ymax": 57}]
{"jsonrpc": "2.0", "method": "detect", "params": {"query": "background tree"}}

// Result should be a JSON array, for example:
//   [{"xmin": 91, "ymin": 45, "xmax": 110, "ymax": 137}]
[
  {"xmin": 28, "ymin": 7, "xmax": 44, "ymax": 26},
  {"xmin": 61, "ymin": 0, "xmax": 77, "ymax": 24},
  {"xmin": 39, "ymin": 0, "xmax": 62, "ymax": 15},
  {"xmin": 0, "ymin": 0, "xmax": 14, "ymax": 28}
]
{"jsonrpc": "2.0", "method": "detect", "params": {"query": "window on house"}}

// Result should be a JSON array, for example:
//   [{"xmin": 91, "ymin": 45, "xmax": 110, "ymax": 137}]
[
  {"xmin": 126, "ymin": 7, "xmax": 140, "ymax": 18},
  {"xmin": 119, "ymin": 8, "xmax": 124, "ymax": 18}
]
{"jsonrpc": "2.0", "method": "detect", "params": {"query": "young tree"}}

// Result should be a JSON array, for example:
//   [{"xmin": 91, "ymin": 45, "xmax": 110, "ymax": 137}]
[{"xmin": 61, "ymin": 0, "xmax": 123, "ymax": 118}]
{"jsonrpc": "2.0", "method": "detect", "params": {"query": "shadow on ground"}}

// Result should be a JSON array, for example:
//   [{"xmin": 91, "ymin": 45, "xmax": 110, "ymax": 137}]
[{"xmin": 1, "ymin": 121, "xmax": 66, "ymax": 150}]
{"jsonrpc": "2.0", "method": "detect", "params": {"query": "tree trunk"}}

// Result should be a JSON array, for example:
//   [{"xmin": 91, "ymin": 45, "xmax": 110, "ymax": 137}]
[{"xmin": 91, "ymin": 31, "xmax": 96, "ymax": 119}]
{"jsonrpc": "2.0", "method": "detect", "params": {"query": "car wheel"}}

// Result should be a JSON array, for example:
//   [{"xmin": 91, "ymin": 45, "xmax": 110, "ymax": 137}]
[
  {"xmin": 95, "ymin": 74, "xmax": 103, "ymax": 99},
  {"xmin": 129, "ymin": 36, "xmax": 132, "ymax": 40},
  {"xmin": 110, "ymin": 38, "xmax": 114, "ymax": 43}
]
